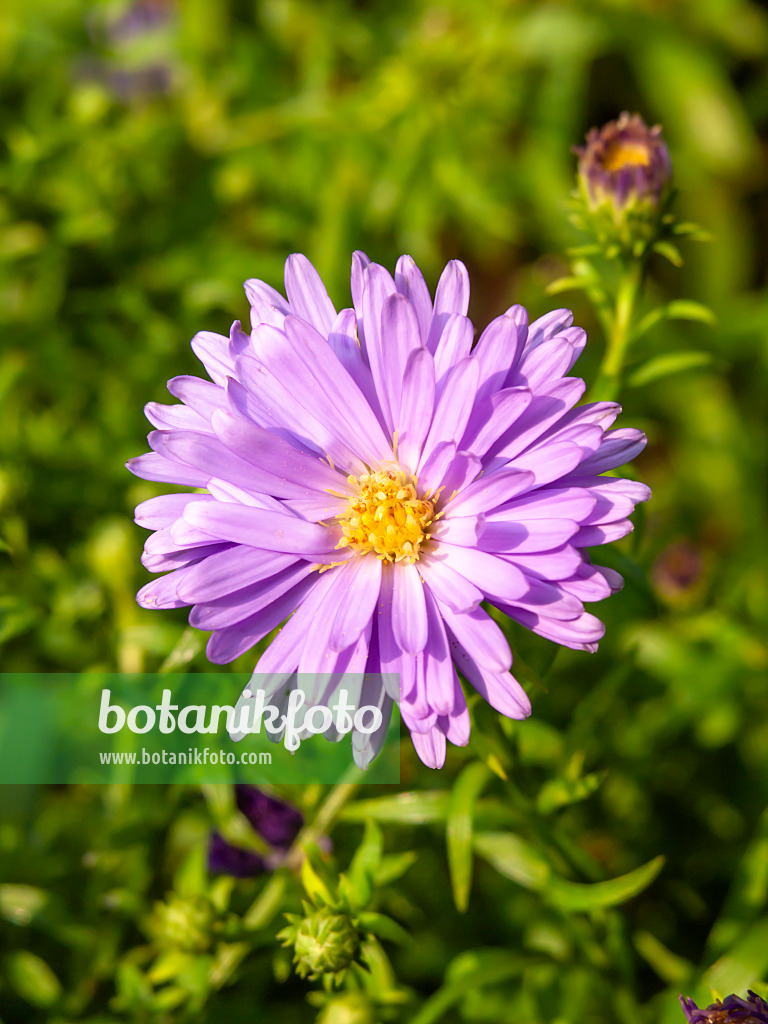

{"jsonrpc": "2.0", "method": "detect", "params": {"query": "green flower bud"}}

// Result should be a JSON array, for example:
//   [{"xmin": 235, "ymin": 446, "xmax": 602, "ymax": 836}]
[
  {"xmin": 146, "ymin": 894, "xmax": 212, "ymax": 953},
  {"xmin": 284, "ymin": 908, "xmax": 360, "ymax": 980},
  {"xmin": 317, "ymin": 992, "xmax": 375, "ymax": 1024}
]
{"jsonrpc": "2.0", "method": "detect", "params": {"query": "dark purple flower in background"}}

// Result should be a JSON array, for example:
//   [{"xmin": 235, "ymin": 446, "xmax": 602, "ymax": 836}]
[
  {"xmin": 129, "ymin": 252, "xmax": 650, "ymax": 769},
  {"xmin": 83, "ymin": 0, "xmax": 177, "ymax": 101},
  {"xmin": 575, "ymin": 112, "xmax": 672, "ymax": 214},
  {"xmin": 208, "ymin": 832, "xmax": 267, "ymax": 879},
  {"xmin": 234, "ymin": 784, "xmax": 304, "ymax": 852},
  {"xmin": 680, "ymin": 991, "xmax": 768, "ymax": 1023},
  {"xmin": 208, "ymin": 786, "xmax": 303, "ymax": 878},
  {"xmin": 104, "ymin": 0, "xmax": 174, "ymax": 43}
]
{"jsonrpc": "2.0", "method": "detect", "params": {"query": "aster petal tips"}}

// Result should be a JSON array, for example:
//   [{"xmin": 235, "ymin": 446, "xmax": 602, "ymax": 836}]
[{"xmin": 129, "ymin": 252, "xmax": 650, "ymax": 769}]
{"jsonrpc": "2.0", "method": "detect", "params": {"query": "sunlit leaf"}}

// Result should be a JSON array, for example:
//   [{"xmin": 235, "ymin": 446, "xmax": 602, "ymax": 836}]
[
  {"xmin": 545, "ymin": 856, "xmax": 665, "ymax": 911},
  {"xmin": 447, "ymin": 762, "xmax": 490, "ymax": 913},
  {"xmin": 628, "ymin": 351, "xmax": 714, "ymax": 387}
]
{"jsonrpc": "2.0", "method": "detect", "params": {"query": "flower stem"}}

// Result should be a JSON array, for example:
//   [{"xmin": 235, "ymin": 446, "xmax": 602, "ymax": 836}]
[
  {"xmin": 590, "ymin": 260, "xmax": 643, "ymax": 402},
  {"xmin": 284, "ymin": 781, "xmax": 360, "ymax": 871}
]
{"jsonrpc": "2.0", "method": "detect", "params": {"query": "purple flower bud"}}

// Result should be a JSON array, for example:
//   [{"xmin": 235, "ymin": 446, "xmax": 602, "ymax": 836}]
[
  {"xmin": 574, "ymin": 112, "xmax": 672, "ymax": 214},
  {"xmin": 104, "ymin": 0, "xmax": 175, "ymax": 45},
  {"xmin": 680, "ymin": 991, "xmax": 768, "ymax": 1023},
  {"xmin": 235, "ymin": 785, "xmax": 304, "ymax": 852},
  {"xmin": 207, "ymin": 831, "xmax": 267, "ymax": 878}
]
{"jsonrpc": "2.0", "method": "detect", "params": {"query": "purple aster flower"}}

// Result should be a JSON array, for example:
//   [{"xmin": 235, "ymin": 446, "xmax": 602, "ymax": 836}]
[
  {"xmin": 680, "ymin": 991, "xmax": 768, "ymax": 1023},
  {"xmin": 128, "ymin": 252, "xmax": 650, "ymax": 769},
  {"xmin": 575, "ymin": 112, "xmax": 672, "ymax": 214},
  {"xmin": 208, "ymin": 785, "xmax": 303, "ymax": 877}
]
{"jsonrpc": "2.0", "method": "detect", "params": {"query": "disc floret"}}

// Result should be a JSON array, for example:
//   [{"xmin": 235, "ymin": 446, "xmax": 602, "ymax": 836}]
[{"xmin": 336, "ymin": 469, "xmax": 434, "ymax": 563}]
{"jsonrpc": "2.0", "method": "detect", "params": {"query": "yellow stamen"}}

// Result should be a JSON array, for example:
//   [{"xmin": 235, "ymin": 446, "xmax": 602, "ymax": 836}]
[
  {"xmin": 604, "ymin": 141, "xmax": 651, "ymax": 172},
  {"xmin": 335, "ymin": 469, "xmax": 434, "ymax": 563}
]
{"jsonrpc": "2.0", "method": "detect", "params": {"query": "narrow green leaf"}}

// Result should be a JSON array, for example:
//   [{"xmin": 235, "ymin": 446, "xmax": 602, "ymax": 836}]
[
  {"xmin": 346, "ymin": 819, "xmax": 383, "ymax": 910},
  {"xmin": 628, "ymin": 351, "xmax": 714, "ymax": 388},
  {"xmin": 665, "ymin": 300, "xmax": 718, "ymax": 325},
  {"xmin": 536, "ymin": 770, "xmax": 605, "ymax": 814},
  {"xmin": 704, "ymin": 916, "xmax": 768, "ymax": 1000},
  {"xmin": 634, "ymin": 930, "xmax": 694, "ymax": 985},
  {"xmin": 546, "ymin": 275, "xmax": 595, "ymax": 296},
  {"xmin": 707, "ymin": 809, "xmax": 768, "ymax": 958},
  {"xmin": 473, "ymin": 832, "xmax": 551, "ymax": 891},
  {"xmin": 447, "ymin": 762, "xmax": 490, "ymax": 913},
  {"xmin": 358, "ymin": 911, "xmax": 411, "ymax": 946},
  {"xmin": 410, "ymin": 949, "xmax": 531, "ymax": 1024},
  {"xmin": 546, "ymin": 855, "xmax": 665, "ymax": 912},
  {"xmin": 634, "ymin": 300, "xmax": 717, "ymax": 341},
  {"xmin": 652, "ymin": 240, "xmax": 684, "ymax": 266},
  {"xmin": 301, "ymin": 855, "xmax": 336, "ymax": 907},
  {"xmin": 243, "ymin": 872, "xmax": 287, "ymax": 930},
  {"xmin": 375, "ymin": 851, "xmax": 418, "ymax": 887},
  {"xmin": 339, "ymin": 791, "xmax": 449, "ymax": 825}
]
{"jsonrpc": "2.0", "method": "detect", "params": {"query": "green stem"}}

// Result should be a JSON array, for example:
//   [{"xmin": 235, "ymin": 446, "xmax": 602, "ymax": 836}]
[
  {"xmin": 242, "ymin": 781, "xmax": 360, "ymax": 930},
  {"xmin": 285, "ymin": 781, "xmax": 361, "ymax": 869},
  {"xmin": 590, "ymin": 260, "xmax": 643, "ymax": 402}
]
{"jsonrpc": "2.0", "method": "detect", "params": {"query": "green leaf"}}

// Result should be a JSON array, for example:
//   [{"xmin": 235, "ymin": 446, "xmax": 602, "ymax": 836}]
[
  {"xmin": 707, "ymin": 809, "xmax": 768, "ymax": 957},
  {"xmin": 358, "ymin": 911, "xmax": 411, "ymax": 946},
  {"xmin": 628, "ymin": 351, "xmax": 714, "ymax": 388},
  {"xmin": 243, "ymin": 872, "xmax": 287, "ymax": 931},
  {"xmin": 704, "ymin": 916, "xmax": 768, "ymax": 1000},
  {"xmin": 374, "ymin": 851, "xmax": 418, "ymax": 887},
  {"xmin": 345, "ymin": 819, "xmax": 383, "ymax": 910},
  {"xmin": 410, "ymin": 949, "xmax": 532, "ymax": 1024},
  {"xmin": 7, "ymin": 951, "xmax": 62, "ymax": 1007},
  {"xmin": 651, "ymin": 240, "xmax": 684, "ymax": 267},
  {"xmin": 159, "ymin": 627, "xmax": 206, "ymax": 673},
  {"xmin": 340, "ymin": 791, "xmax": 449, "ymax": 825},
  {"xmin": 301, "ymin": 854, "xmax": 336, "ymax": 908},
  {"xmin": 634, "ymin": 930, "xmax": 694, "ymax": 985},
  {"xmin": 633, "ymin": 300, "xmax": 717, "ymax": 341},
  {"xmin": 536, "ymin": 770, "xmax": 605, "ymax": 815},
  {"xmin": 546, "ymin": 275, "xmax": 596, "ymax": 296},
  {"xmin": 0, "ymin": 884, "xmax": 48, "ymax": 925},
  {"xmin": 546, "ymin": 855, "xmax": 665, "ymax": 912},
  {"xmin": 473, "ymin": 832, "xmax": 551, "ymax": 891},
  {"xmin": 447, "ymin": 762, "xmax": 490, "ymax": 913}
]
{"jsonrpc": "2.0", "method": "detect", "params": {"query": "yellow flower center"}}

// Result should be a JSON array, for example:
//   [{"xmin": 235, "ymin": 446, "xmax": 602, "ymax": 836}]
[
  {"xmin": 336, "ymin": 469, "xmax": 435, "ymax": 563},
  {"xmin": 604, "ymin": 141, "xmax": 651, "ymax": 172}
]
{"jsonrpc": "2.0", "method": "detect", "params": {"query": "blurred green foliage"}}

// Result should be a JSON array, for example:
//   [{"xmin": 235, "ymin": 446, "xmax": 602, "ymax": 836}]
[{"xmin": 2, "ymin": 0, "xmax": 768, "ymax": 1021}]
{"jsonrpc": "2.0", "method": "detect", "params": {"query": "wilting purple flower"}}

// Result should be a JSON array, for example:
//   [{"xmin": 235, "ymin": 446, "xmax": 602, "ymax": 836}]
[
  {"xmin": 575, "ymin": 112, "xmax": 672, "ymax": 213},
  {"xmin": 129, "ymin": 252, "xmax": 650, "ymax": 768},
  {"xmin": 208, "ymin": 785, "xmax": 303, "ymax": 877},
  {"xmin": 680, "ymin": 991, "xmax": 768, "ymax": 1023}
]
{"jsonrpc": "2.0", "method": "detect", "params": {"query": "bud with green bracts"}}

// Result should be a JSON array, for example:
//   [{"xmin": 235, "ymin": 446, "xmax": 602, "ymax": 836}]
[{"xmin": 280, "ymin": 906, "xmax": 361, "ymax": 982}]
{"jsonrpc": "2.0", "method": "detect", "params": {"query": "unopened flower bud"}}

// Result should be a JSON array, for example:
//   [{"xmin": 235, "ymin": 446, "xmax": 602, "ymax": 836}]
[
  {"xmin": 317, "ymin": 992, "xmax": 375, "ymax": 1024},
  {"xmin": 284, "ymin": 908, "xmax": 360, "ymax": 980},
  {"xmin": 575, "ymin": 112, "xmax": 671, "ymax": 217},
  {"xmin": 146, "ymin": 894, "xmax": 212, "ymax": 952}
]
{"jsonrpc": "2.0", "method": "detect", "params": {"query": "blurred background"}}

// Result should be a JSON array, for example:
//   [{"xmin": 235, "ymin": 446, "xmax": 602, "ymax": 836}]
[{"xmin": 1, "ymin": 0, "xmax": 768, "ymax": 1021}]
